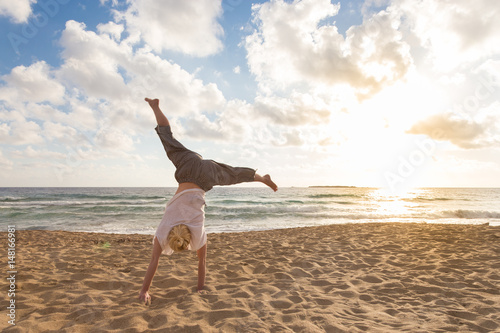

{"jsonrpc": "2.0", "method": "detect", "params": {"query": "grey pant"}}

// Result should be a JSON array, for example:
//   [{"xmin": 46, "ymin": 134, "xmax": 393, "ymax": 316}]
[{"xmin": 155, "ymin": 126, "xmax": 256, "ymax": 192}]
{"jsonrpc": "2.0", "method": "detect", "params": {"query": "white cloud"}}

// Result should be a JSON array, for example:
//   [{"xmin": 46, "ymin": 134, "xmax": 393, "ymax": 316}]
[
  {"xmin": 233, "ymin": 66, "xmax": 241, "ymax": 74},
  {"xmin": 407, "ymin": 113, "xmax": 498, "ymax": 149},
  {"xmin": 0, "ymin": 61, "xmax": 66, "ymax": 105},
  {"xmin": 0, "ymin": 116, "xmax": 44, "ymax": 145},
  {"xmin": 271, "ymin": 128, "xmax": 304, "ymax": 146},
  {"xmin": 95, "ymin": 127, "xmax": 135, "ymax": 151},
  {"xmin": 180, "ymin": 99, "xmax": 254, "ymax": 142},
  {"xmin": 65, "ymin": 101, "xmax": 97, "ymax": 130},
  {"xmin": 58, "ymin": 21, "xmax": 130, "ymax": 100},
  {"xmin": 0, "ymin": 0, "xmax": 34, "ymax": 23},
  {"xmin": 254, "ymin": 92, "xmax": 331, "ymax": 126},
  {"xmin": 43, "ymin": 122, "xmax": 77, "ymax": 140},
  {"xmin": 42, "ymin": 122, "xmax": 95, "ymax": 149},
  {"xmin": 0, "ymin": 122, "xmax": 9, "ymax": 139},
  {"xmin": 0, "ymin": 14, "xmax": 232, "ymax": 164},
  {"xmin": 0, "ymin": 149, "xmax": 14, "ymax": 169},
  {"xmin": 99, "ymin": 0, "xmax": 118, "ymax": 6},
  {"xmin": 243, "ymin": 0, "xmax": 500, "ymax": 157},
  {"xmin": 183, "ymin": 114, "xmax": 225, "ymax": 141},
  {"xmin": 57, "ymin": 20, "xmax": 226, "ymax": 119},
  {"xmin": 97, "ymin": 21, "xmax": 124, "ymax": 41},
  {"xmin": 245, "ymin": 0, "xmax": 412, "ymax": 99},
  {"xmin": 393, "ymin": 0, "xmax": 500, "ymax": 71},
  {"xmin": 118, "ymin": 0, "xmax": 224, "ymax": 56},
  {"xmin": 12, "ymin": 146, "xmax": 67, "ymax": 160}
]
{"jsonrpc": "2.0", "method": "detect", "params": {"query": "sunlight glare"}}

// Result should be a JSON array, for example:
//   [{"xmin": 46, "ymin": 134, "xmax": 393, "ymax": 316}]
[{"xmin": 369, "ymin": 187, "xmax": 423, "ymax": 217}]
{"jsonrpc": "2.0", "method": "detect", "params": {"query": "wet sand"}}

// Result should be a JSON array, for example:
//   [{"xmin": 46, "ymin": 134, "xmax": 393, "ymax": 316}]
[{"xmin": 2, "ymin": 223, "xmax": 500, "ymax": 332}]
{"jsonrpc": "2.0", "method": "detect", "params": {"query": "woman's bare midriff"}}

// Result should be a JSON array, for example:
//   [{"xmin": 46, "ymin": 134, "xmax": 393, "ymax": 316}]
[{"xmin": 175, "ymin": 182, "xmax": 203, "ymax": 194}]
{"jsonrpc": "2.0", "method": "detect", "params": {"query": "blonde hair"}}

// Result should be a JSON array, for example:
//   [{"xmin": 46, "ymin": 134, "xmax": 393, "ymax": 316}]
[{"xmin": 167, "ymin": 224, "xmax": 191, "ymax": 252}]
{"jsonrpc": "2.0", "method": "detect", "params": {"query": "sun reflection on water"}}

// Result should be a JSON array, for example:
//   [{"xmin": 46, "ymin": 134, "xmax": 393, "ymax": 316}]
[{"xmin": 368, "ymin": 188, "xmax": 427, "ymax": 218}]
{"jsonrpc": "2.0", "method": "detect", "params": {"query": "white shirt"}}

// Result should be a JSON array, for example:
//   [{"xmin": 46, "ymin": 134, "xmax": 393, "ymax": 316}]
[{"xmin": 154, "ymin": 188, "xmax": 206, "ymax": 255}]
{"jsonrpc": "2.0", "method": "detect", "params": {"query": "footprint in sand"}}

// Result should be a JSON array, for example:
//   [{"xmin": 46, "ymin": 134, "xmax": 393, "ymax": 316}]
[
  {"xmin": 207, "ymin": 309, "xmax": 251, "ymax": 326},
  {"xmin": 290, "ymin": 267, "xmax": 313, "ymax": 278},
  {"xmin": 360, "ymin": 275, "xmax": 383, "ymax": 284},
  {"xmin": 270, "ymin": 300, "xmax": 293, "ymax": 309}
]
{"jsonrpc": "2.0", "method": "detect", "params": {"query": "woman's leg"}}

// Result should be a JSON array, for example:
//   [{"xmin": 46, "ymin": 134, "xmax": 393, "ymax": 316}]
[
  {"xmin": 146, "ymin": 98, "xmax": 278, "ymax": 192},
  {"xmin": 146, "ymin": 98, "xmax": 197, "ymax": 170},
  {"xmin": 207, "ymin": 160, "xmax": 278, "ymax": 192},
  {"xmin": 145, "ymin": 98, "xmax": 169, "ymax": 127}
]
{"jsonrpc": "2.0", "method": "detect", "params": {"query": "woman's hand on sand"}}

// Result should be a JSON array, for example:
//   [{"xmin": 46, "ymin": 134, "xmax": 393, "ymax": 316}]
[{"xmin": 138, "ymin": 290, "xmax": 152, "ymax": 305}]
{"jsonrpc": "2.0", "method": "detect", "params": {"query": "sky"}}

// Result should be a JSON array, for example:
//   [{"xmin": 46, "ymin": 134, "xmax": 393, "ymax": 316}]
[{"xmin": 0, "ymin": 0, "xmax": 499, "ymax": 190}]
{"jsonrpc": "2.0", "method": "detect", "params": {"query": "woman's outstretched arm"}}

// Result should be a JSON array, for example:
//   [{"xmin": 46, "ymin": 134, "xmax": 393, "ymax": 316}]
[
  {"xmin": 197, "ymin": 243, "xmax": 207, "ymax": 292},
  {"xmin": 139, "ymin": 237, "xmax": 163, "ymax": 305}
]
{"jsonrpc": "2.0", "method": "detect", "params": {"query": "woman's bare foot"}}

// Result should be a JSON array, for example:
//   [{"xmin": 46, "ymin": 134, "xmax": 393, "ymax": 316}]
[
  {"xmin": 145, "ymin": 97, "xmax": 159, "ymax": 109},
  {"xmin": 255, "ymin": 174, "xmax": 278, "ymax": 192},
  {"xmin": 146, "ymin": 97, "xmax": 170, "ymax": 126}
]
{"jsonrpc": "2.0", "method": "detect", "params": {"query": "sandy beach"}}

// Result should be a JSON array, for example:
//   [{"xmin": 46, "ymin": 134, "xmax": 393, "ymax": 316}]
[{"xmin": 2, "ymin": 223, "xmax": 500, "ymax": 332}]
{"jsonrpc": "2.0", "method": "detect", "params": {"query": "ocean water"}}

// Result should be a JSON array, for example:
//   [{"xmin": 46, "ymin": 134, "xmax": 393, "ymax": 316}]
[{"xmin": 1, "ymin": 187, "xmax": 500, "ymax": 234}]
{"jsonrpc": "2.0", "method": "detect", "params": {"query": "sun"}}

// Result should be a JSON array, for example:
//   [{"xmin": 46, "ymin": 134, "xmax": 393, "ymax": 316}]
[{"xmin": 321, "ymin": 70, "xmax": 446, "ymax": 188}]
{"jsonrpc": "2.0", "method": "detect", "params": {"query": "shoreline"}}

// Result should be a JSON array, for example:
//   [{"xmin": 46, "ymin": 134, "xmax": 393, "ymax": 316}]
[
  {"xmin": 3, "ymin": 223, "xmax": 500, "ymax": 332},
  {"xmin": 5, "ymin": 219, "xmax": 500, "ymax": 237}
]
